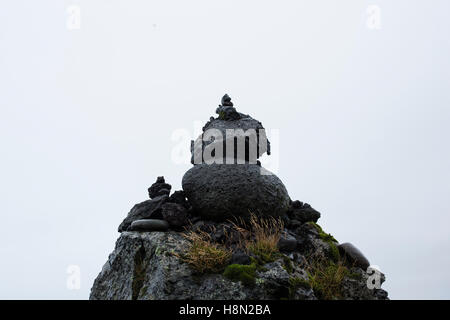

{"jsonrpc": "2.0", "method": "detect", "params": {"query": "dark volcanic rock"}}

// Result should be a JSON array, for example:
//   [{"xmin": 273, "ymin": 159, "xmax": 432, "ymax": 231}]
[
  {"xmin": 258, "ymin": 260, "xmax": 291, "ymax": 299},
  {"xmin": 338, "ymin": 242, "xmax": 370, "ymax": 270},
  {"xmin": 341, "ymin": 267, "xmax": 388, "ymax": 300},
  {"xmin": 129, "ymin": 219, "xmax": 169, "ymax": 232},
  {"xmin": 221, "ymin": 94, "xmax": 234, "ymax": 107},
  {"xmin": 168, "ymin": 190, "xmax": 190, "ymax": 209},
  {"xmin": 215, "ymin": 105, "xmax": 241, "ymax": 121},
  {"xmin": 161, "ymin": 203, "xmax": 189, "ymax": 229},
  {"xmin": 287, "ymin": 219, "xmax": 302, "ymax": 229},
  {"xmin": 191, "ymin": 98, "xmax": 271, "ymax": 164},
  {"xmin": 155, "ymin": 188, "xmax": 170, "ymax": 197},
  {"xmin": 118, "ymin": 195, "xmax": 168, "ymax": 232},
  {"xmin": 277, "ymin": 233, "xmax": 298, "ymax": 252},
  {"xmin": 230, "ymin": 251, "xmax": 251, "ymax": 265},
  {"xmin": 148, "ymin": 176, "xmax": 172, "ymax": 199},
  {"xmin": 288, "ymin": 201, "xmax": 321, "ymax": 223},
  {"xmin": 182, "ymin": 164, "xmax": 290, "ymax": 221}
]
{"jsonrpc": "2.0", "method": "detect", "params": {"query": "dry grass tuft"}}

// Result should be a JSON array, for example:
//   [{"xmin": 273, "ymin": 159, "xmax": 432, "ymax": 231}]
[
  {"xmin": 230, "ymin": 213, "xmax": 284, "ymax": 263},
  {"xmin": 305, "ymin": 255, "xmax": 349, "ymax": 300},
  {"xmin": 177, "ymin": 228, "xmax": 232, "ymax": 273}
]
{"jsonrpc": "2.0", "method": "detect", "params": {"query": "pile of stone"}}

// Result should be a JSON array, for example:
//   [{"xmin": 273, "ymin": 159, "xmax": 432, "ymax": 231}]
[
  {"xmin": 116, "ymin": 95, "xmax": 373, "ymax": 271},
  {"xmin": 118, "ymin": 94, "xmax": 292, "ymax": 230},
  {"xmin": 93, "ymin": 95, "xmax": 387, "ymax": 300},
  {"xmin": 118, "ymin": 176, "xmax": 190, "ymax": 232}
]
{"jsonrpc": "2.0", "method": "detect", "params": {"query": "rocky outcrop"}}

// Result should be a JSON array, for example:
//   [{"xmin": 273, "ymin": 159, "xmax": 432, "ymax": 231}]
[
  {"xmin": 91, "ymin": 95, "xmax": 388, "ymax": 300},
  {"xmin": 90, "ymin": 231, "xmax": 315, "ymax": 300},
  {"xmin": 182, "ymin": 164, "xmax": 291, "ymax": 221},
  {"xmin": 90, "ymin": 228, "xmax": 387, "ymax": 300},
  {"xmin": 90, "ymin": 231, "xmax": 304, "ymax": 300}
]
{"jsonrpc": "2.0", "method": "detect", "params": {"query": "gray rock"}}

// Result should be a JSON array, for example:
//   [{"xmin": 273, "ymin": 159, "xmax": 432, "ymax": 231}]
[
  {"xmin": 168, "ymin": 190, "xmax": 190, "ymax": 209},
  {"xmin": 182, "ymin": 164, "xmax": 291, "ymax": 221},
  {"xmin": 340, "ymin": 268, "xmax": 389, "ymax": 300},
  {"xmin": 257, "ymin": 260, "xmax": 291, "ymax": 299},
  {"xmin": 118, "ymin": 195, "xmax": 168, "ymax": 232},
  {"xmin": 148, "ymin": 176, "xmax": 172, "ymax": 199},
  {"xmin": 88, "ymin": 232, "xmax": 283, "ymax": 300},
  {"xmin": 288, "ymin": 219, "xmax": 302, "ymax": 229},
  {"xmin": 338, "ymin": 242, "xmax": 370, "ymax": 270},
  {"xmin": 191, "ymin": 220, "xmax": 204, "ymax": 231},
  {"xmin": 221, "ymin": 94, "xmax": 234, "ymax": 107},
  {"xmin": 277, "ymin": 233, "xmax": 298, "ymax": 252},
  {"xmin": 293, "ymin": 223, "xmax": 336, "ymax": 259},
  {"xmin": 215, "ymin": 105, "xmax": 241, "ymax": 121},
  {"xmin": 90, "ymin": 231, "xmax": 388, "ymax": 300},
  {"xmin": 230, "ymin": 251, "xmax": 251, "ymax": 265},
  {"xmin": 156, "ymin": 188, "xmax": 170, "ymax": 197},
  {"xmin": 129, "ymin": 219, "xmax": 169, "ymax": 232},
  {"xmin": 191, "ymin": 103, "xmax": 271, "ymax": 164},
  {"xmin": 161, "ymin": 203, "xmax": 189, "ymax": 229},
  {"xmin": 288, "ymin": 201, "xmax": 321, "ymax": 223}
]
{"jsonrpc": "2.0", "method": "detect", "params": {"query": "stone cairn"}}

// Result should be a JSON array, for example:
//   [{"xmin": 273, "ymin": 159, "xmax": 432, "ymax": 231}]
[{"xmin": 116, "ymin": 94, "xmax": 372, "ymax": 270}]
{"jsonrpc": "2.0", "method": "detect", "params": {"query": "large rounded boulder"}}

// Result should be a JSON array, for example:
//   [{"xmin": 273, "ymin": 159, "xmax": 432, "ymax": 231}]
[{"xmin": 182, "ymin": 164, "xmax": 290, "ymax": 221}]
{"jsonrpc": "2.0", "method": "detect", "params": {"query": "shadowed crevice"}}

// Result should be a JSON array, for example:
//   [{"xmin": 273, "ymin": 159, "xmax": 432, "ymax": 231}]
[{"xmin": 132, "ymin": 245, "xmax": 146, "ymax": 300}]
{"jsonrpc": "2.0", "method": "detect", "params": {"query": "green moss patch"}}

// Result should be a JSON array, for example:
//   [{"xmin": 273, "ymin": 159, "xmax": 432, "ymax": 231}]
[
  {"xmin": 223, "ymin": 263, "xmax": 257, "ymax": 286},
  {"xmin": 282, "ymin": 255, "xmax": 294, "ymax": 274},
  {"xmin": 308, "ymin": 222, "xmax": 340, "ymax": 262},
  {"xmin": 308, "ymin": 222, "xmax": 338, "ymax": 243},
  {"xmin": 328, "ymin": 242, "xmax": 340, "ymax": 262},
  {"xmin": 248, "ymin": 243, "xmax": 279, "ymax": 264}
]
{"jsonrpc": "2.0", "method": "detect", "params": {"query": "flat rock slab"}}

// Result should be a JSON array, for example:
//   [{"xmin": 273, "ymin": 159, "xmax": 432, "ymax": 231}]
[
  {"xmin": 182, "ymin": 164, "xmax": 290, "ymax": 221},
  {"xmin": 118, "ymin": 195, "xmax": 169, "ymax": 232},
  {"xmin": 129, "ymin": 219, "xmax": 169, "ymax": 232},
  {"xmin": 338, "ymin": 242, "xmax": 370, "ymax": 270}
]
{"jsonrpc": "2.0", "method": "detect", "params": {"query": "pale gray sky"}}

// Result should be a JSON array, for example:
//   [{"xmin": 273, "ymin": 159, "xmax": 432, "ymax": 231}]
[{"xmin": 1, "ymin": 0, "xmax": 449, "ymax": 299}]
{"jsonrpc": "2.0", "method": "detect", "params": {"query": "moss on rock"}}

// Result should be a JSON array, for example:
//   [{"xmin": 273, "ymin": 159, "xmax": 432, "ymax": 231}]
[
  {"xmin": 281, "ymin": 255, "xmax": 294, "ymax": 274},
  {"xmin": 223, "ymin": 263, "xmax": 257, "ymax": 286},
  {"xmin": 308, "ymin": 222, "xmax": 340, "ymax": 262}
]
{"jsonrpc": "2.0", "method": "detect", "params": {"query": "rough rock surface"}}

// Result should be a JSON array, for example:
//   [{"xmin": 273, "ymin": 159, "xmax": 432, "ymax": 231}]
[
  {"xmin": 161, "ymin": 203, "xmax": 189, "ymax": 229},
  {"xmin": 148, "ymin": 176, "xmax": 171, "ymax": 199},
  {"xmin": 168, "ymin": 190, "xmax": 190, "ymax": 209},
  {"xmin": 341, "ymin": 268, "xmax": 388, "ymax": 300},
  {"xmin": 277, "ymin": 233, "xmax": 298, "ymax": 252},
  {"xmin": 90, "ymin": 231, "xmax": 313, "ymax": 300},
  {"xmin": 288, "ymin": 201, "xmax": 321, "ymax": 223},
  {"xmin": 118, "ymin": 195, "xmax": 168, "ymax": 232},
  {"xmin": 191, "ymin": 98, "xmax": 270, "ymax": 164},
  {"xmin": 90, "ymin": 231, "xmax": 388, "ymax": 300},
  {"xmin": 182, "ymin": 164, "xmax": 291, "ymax": 221}
]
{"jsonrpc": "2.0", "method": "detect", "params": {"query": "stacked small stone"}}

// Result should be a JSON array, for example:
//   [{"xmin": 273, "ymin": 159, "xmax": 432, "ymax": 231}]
[{"xmin": 118, "ymin": 176, "xmax": 190, "ymax": 233}]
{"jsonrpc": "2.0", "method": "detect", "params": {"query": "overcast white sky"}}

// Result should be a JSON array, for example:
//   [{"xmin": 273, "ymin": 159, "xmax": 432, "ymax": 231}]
[{"xmin": 1, "ymin": 0, "xmax": 449, "ymax": 299}]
